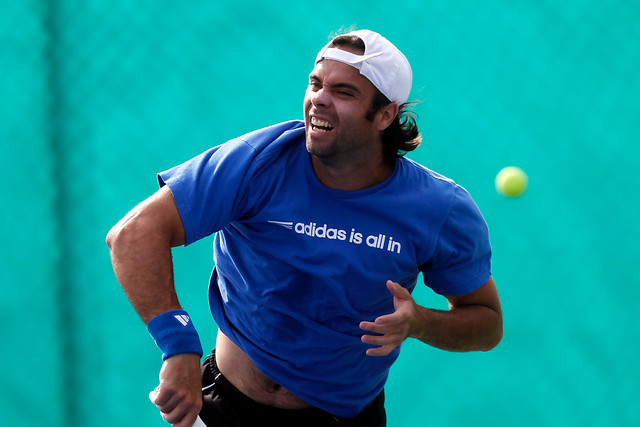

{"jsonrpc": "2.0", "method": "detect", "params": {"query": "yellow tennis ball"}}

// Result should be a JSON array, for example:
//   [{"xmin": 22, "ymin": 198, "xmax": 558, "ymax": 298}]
[{"xmin": 495, "ymin": 166, "xmax": 528, "ymax": 197}]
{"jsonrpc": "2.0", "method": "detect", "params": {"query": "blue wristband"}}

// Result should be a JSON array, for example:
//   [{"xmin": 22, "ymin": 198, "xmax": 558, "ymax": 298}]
[{"xmin": 147, "ymin": 310, "xmax": 203, "ymax": 361}]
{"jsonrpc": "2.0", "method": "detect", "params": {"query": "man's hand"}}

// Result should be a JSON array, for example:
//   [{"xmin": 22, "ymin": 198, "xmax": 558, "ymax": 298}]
[
  {"xmin": 150, "ymin": 353, "xmax": 203, "ymax": 427},
  {"xmin": 360, "ymin": 278, "xmax": 502, "ymax": 354},
  {"xmin": 359, "ymin": 280, "xmax": 420, "ymax": 357}
]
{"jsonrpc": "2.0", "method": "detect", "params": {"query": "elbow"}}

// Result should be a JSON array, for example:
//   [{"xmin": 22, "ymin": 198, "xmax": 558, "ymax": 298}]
[
  {"xmin": 106, "ymin": 215, "xmax": 140, "ymax": 253},
  {"xmin": 484, "ymin": 326, "xmax": 503, "ymax": 351},
  {"xmin": 105, "ymin": 225, "xmax": 117, "ymax": 250},
  {"xmin": 482, "ymin": 315, "xmax": 503, "ymax": 351},
  {"xmin": 106, "ymin": 220, "xmax": 127, "ymax": 251}
]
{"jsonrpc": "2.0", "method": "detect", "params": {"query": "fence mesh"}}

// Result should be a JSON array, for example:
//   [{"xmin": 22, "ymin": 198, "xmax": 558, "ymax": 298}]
[{"xmin": 1, "ymin": 1, "xmax": 639, "ymax": 425}]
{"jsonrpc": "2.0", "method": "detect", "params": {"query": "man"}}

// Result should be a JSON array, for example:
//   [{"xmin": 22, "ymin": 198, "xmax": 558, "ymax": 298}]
[{"xmin": 107, "ymin": 29, "xmax": 502, "ymax": 427}]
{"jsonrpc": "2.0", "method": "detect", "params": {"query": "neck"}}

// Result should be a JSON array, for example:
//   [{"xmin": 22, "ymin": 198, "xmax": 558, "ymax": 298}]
[{"xmin": 310, "ymin": 155, "xmax": 394, "ymax": 191}]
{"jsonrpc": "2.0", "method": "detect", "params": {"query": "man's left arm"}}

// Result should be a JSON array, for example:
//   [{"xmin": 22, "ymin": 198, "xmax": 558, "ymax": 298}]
[{"xmin": 360, "ymin": 277, "xmax": 502, "ymax": 356}]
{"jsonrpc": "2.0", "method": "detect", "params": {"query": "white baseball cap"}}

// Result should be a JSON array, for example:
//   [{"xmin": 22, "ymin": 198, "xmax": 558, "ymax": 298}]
[{"xmin": 315, "ymin": 29, "xmax": 413, "ymax": 105}]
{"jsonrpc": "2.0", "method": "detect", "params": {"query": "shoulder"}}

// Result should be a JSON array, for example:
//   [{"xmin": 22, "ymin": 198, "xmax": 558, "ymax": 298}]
[
  {"xmin": 234, "ymin": 120, "xmax": 305, "ymax": 156},
  {"xmin": 395, "ymin": 157, "xmax": 460, "ymax": 203},
  {"xmin": 227, "ymin": 121, "xmax": 306, "ymax": 182},
  {"xmin": 185, "ymin": 120, "xmax": 304, "ymax": 177},
  {"xmin": 394, "ymin": 157, "xmax": 484, "ymax": 227},
  {"xmin": 397, "ymin": 157, "xmax": 454, "ymax": 185}
]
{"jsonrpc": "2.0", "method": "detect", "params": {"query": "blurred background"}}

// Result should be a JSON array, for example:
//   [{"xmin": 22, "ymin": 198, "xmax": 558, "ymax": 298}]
[{"xmin": 1, "ymin": 1, "xmax": 638, "ymax": 425}]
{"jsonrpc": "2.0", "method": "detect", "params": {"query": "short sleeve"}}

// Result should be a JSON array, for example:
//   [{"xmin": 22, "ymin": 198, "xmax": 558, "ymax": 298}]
[
  {"xmin": 157, "ymin": 120, "xmax": 305, "ymax": 246},
  {"xmin": 421, "ymin": 185, "xmax": 492, "ymax": 296},
  {"xmin": 158, "ymin": 138, "xmax": 257, "ymax": 245}
]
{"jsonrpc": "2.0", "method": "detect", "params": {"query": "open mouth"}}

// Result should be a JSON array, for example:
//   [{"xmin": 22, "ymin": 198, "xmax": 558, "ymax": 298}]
[{"xmin": 310, "ymin": 117, "xmax": 335, "ymax": 133}]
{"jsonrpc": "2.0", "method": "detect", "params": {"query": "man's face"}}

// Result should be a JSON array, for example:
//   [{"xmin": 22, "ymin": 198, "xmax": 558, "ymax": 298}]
[{"xmin": 303, "ymin": 57, "xmax": 382, "ymax": 167}]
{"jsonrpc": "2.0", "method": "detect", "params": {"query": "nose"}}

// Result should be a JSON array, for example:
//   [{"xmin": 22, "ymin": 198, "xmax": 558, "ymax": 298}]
[{"xmin": 310, "ymin": 87, "xmax": 331, "ymax": 108}]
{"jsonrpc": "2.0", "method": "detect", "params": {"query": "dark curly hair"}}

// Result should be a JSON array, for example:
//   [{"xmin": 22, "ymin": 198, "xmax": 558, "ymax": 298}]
[{"xmin": 329, "ymin": 33, "xmax": 422, "ymax": 164}]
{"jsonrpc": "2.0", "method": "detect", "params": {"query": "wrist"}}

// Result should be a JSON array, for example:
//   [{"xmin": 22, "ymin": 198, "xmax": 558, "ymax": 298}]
[
  {"xmin": 147, "ymin": 309, "xmax": 203, "ymax": 360},
  {"xmin": 408, "ymin": 305, "xmax": 434, "ymax": 340}
]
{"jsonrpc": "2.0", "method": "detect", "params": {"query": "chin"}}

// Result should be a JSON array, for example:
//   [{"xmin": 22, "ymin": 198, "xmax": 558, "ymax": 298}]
[
  {"xmin": 305, "ymin": 135, "xmax": 323, "ymax": 156},
  {"xmin": 307, "ymin": 143, "xmax": 338, "ymax": 162}
]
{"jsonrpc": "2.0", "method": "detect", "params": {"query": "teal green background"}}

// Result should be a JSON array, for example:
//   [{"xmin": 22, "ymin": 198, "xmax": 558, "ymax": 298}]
[{"xmin": 2, "ymin": 1, "xmax": 638, "ymax": 425}]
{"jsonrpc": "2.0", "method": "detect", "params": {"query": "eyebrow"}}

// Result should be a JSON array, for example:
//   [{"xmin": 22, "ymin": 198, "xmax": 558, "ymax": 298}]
[{"xmin": 309, "ymin": 74, "xmax": 362, "ymax": 95}]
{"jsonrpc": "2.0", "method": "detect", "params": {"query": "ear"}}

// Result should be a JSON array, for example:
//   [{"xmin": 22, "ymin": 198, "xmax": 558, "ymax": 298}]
[{"xmin": 375, "ymin": 102, "xmax": 399, "ymax": 132}]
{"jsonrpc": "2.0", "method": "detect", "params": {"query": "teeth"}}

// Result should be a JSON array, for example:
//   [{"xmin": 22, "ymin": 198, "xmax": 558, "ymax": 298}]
[{"xmin": 311, "ymin": 117, "xmax": 334, "ymax": 130}]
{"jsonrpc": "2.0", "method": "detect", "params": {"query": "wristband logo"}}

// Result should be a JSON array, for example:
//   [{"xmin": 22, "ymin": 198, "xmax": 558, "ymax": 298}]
[{"xmin": 174, "ymin": 314, "xmax": 190, "ymax": 326}]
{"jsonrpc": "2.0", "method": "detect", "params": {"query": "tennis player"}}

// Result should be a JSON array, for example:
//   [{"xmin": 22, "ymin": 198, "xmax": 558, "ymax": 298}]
[{"xmin": 107, "ymin": 29, "xmax": 502, "ymax": 427}]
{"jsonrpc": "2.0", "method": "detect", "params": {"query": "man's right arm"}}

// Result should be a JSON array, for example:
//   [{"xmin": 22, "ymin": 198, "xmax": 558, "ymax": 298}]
[
  {"xmin": 106, "ymin": 185, "xmax": 185, "ymax": 322},
  {"xmin": 106, "ymin": 185, "xmax": 202, "ymax": 427}
]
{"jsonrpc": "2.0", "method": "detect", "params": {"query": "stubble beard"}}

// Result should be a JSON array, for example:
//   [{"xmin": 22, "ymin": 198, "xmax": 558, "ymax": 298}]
[{"xmin": 306, "ymin": 135, "xmax": 337, "ymax": 162}]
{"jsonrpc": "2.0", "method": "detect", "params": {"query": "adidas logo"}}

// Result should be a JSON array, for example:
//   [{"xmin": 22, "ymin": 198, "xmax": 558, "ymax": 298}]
[
  {"xmin": 268, "ymin": 220, "xmax": 294, "ymax": 229},
  {"xmin": 174, "ymin": 314, "xmax": 190, "ymax": 326}
]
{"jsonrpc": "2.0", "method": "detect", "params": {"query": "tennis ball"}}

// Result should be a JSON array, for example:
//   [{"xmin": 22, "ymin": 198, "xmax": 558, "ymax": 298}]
[{"xmin": 495, "ymin": 166, "xmax": 528, "ymax": 197}]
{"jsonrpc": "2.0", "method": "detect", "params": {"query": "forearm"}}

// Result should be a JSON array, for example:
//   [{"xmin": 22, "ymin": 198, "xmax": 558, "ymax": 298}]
[
  {"xmin": 411, "ymin": 303, "xmax": 503, "ymax": 352},
  {"xmin": 108, "ymin": 226, "xmax": 179, "ymax": 323},
  {"xmin": 107, "ymin": 188, "xmax": 186, "ymax": 324},
  {"xmin": 108, "ymin": 188, "xmax": 202, "ymax": 426}
]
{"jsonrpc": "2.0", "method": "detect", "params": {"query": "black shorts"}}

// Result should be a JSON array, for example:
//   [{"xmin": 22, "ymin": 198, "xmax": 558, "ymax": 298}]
[{"xmin": 199, "ymin": 349, "xmax": 386, "ymax": 427}]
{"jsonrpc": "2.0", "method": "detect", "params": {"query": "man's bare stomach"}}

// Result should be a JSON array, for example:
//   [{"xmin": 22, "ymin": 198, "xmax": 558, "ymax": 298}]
[{"xmin": 214, "ymin": 330, "xmax": 313, "ymax": 409}]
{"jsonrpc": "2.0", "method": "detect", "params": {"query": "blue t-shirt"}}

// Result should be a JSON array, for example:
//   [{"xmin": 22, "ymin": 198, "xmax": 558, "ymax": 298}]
[{"xmin": 158, "ymin": 120, "xmax": 491, "ymax": 417}]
